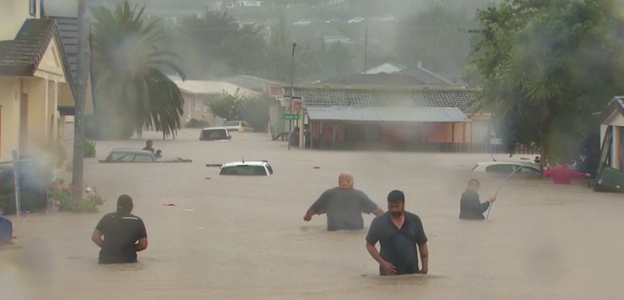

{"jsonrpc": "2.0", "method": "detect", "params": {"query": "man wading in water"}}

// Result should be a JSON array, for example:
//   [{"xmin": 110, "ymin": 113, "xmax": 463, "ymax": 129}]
[
  {"xmin": 91, "ymin": 195, "xmax": 148, "ymax": 264},
  {"xmin": 543, "ymin": 159, "xmax": 591, "ymax": 185},
  {"xmin": 303, "ymin": 172, "xmax": 383, "ymax": 231},
  {"xmin": 366, "ymin": 190, "xmax": 429, "ymax": 275},
  {"xmin": 459, "ymin": 179, "xmax": 496, "ymax": 220}
]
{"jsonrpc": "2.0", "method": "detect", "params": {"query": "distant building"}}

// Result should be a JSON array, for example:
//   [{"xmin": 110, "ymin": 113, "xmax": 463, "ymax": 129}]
[
  {"xmin": 169, "ymin": 76, "xmax": 259, "ymax": 127},
  {"xmin": 281, "ymin": 86, "xmax": 492, "ymax": 150}
]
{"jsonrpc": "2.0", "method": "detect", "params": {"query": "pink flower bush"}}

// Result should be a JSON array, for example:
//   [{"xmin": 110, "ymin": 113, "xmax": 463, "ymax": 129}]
[{"xmin": 49, "ymin": 180, "xmax": 105, "ymax": 213}]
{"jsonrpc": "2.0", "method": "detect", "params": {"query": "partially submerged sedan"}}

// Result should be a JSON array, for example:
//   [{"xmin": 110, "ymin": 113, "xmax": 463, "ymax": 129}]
[
  {"xmin": 102, "ymin": 149, "xmax": 156, "ymax": 163},
  {"xmin": 100, "ymin": 148, "xmax": 192, "ymax": 163}
]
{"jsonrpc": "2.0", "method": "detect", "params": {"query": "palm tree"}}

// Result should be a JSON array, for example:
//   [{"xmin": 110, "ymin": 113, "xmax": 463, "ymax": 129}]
[{"xmin": 90, "ymin": 2, "xmax": 186, "ymax": 139}]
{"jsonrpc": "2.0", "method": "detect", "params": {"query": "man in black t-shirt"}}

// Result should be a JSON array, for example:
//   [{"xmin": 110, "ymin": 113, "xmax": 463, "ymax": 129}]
[
  {"xmin": 366, "ymin": 190, "xmax": 429, "ymax": 275},
  {"xmin": 91, "ymin": 195, "xmax": 148, "ymax": 264},
  {"xmin": 303, "ymin": 172, "xmax": 383, "ymax": 231}
]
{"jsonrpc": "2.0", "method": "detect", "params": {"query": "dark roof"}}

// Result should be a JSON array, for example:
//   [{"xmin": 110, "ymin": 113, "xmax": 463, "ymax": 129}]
[
  {"xmin": 436, "ymin": 71, "xmax": 466, "ymax": 86},
  {"xmin": 290, "ymin": 87, "xmax": 478, "ymax": 113},
  {"xmin": 47, "ymin": 17, "xmax": 78, "ymax": 83},
  {"xmin": 0, "ymin": 19, "xmax": 57, "ymax": 76},
  {"xmin": 398, "ymin": 66, "xmax": 454, "ymax": 86},
  {"xmin": 316, "ymin": 73, "xmax": 427, "ymax": 86}
]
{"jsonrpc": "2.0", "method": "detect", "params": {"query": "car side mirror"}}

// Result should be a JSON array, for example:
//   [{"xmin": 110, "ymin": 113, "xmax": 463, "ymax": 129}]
[{"xmin": 228, "ymin": 135, "xmax": 232, "ymax": 139}]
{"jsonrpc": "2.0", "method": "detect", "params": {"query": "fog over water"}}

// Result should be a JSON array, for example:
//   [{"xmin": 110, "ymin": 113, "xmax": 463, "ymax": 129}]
[{"xmin": 1, "ymin": 131, "xmax": 623, "ymax": 300}]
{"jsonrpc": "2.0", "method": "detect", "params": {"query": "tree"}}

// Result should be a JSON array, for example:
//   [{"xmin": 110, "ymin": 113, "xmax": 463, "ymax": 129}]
[
  {"xmin": 396, "ymin": 4, "xmax": 475, "ymax": 72},
  {"xmin": 207, "ymin": 90, "xmax": 245, "ymax": 121},
  {"xmin": 175, "ymin": 9, "xmax": 269, "ymax": 79},
  {"xmin": 318, "ymin": 42, "xmax": 354, "ymax": 78},
  {"xmin": 207, "ymin": 91, "xmax": 270, "ymax": 132},
  {"xmin": 468, "ymin": 0, "xmax": 624, "ymax": 162},
  {"xmin": 90, "ymin": 2, "xmax": 187, "ymax": 139}
]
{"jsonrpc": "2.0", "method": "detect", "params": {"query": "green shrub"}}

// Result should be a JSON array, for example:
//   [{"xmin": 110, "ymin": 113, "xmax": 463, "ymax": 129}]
[{"xmin": 84, "ymin": 140, "xmax": 96, "ymax": 158}]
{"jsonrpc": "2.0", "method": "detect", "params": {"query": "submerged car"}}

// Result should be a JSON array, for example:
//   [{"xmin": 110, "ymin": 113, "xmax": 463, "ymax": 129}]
[
  {"xmin": 217, "ymin": 160, "xmax": 273, "ymax": 176},
  {"xmin": 199, "ymin": 127, "xmax": 231, "ymax": 141},
  {"xmin": 102, "ymin": 149, "xmax": 156, "ymax": 163},
  {"xmin": 223, "ymin": 120, "xmax": 254, "ymax": 132},
  {"xmin": 100, "ymin": 148, "xmax": 191, "ymax": 163},
  {"xmin": 471, "ymin": 161, "xmax": 541, "ymax": 175}
]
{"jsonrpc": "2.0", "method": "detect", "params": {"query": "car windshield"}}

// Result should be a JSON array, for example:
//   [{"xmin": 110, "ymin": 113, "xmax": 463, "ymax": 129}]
[
  {"xmin": 109, "ymin": 153, "xmax": 134, "ymax": 162},
  {"xmin": 219, "ymin": 165, "xmax": 267, "ymax": 176}
]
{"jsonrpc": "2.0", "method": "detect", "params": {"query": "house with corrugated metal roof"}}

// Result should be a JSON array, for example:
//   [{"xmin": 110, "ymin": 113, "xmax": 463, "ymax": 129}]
[
  {"xmin": 0, "ymin": 0, "xmax": 93, "ymax": 160},
  {"xmin": 282, "ymin": 86, "xmax": 491, "ymax": 150},
  {"xmin": 168, "ymin": 75, "xmax": 260, "ymax": 127}
]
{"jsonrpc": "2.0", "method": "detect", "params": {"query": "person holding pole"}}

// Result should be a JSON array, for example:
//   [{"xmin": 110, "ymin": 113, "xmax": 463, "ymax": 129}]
[{"xmin": 459, "ymin": 179, "xmax": 496, "ymax": 220}]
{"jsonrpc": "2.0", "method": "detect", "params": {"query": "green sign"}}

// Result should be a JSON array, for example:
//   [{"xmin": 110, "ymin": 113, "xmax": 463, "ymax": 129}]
[{"xmin": 281, "ymin": 114, "xmax": 301, "ymax": 120}]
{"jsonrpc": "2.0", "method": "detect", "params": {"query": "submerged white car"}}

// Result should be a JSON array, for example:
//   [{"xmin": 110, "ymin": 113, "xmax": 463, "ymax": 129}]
[
  {"xmin": 218, "ymin": 160, "xmax": 274, "ymax": 176},
  {"xmin": 471, "ymin": 161, "xmax": 541, "ymax": 175}
]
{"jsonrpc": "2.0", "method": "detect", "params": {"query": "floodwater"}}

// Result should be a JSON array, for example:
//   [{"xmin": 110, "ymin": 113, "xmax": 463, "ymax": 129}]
[{"xmin": 1, "ymin": 130, "xmax": 623, "ymax": 300}]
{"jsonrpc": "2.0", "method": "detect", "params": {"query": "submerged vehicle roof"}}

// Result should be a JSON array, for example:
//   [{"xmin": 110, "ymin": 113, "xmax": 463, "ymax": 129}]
[{"xmin": 221, "ymin": 160, "xmax": 269, "ymax": 167}]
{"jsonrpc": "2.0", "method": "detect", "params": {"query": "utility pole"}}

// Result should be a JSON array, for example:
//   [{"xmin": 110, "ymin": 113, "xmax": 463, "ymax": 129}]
[
  {"xmin": 364, "ymin": 27, "xmax": 368, "ymax": 74},
  {"xmin": 71, "ymin": 0, "xmax": 89, "ymax": 202},
  {"xmin": 288, "ymin": 42, "xmax": 297, "ymax": 150}
]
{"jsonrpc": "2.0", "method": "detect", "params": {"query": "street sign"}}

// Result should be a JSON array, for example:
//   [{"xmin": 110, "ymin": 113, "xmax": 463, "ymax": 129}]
[{"xmin": 281, "ymin": 114, "xmax": 301, "ymax": 120}]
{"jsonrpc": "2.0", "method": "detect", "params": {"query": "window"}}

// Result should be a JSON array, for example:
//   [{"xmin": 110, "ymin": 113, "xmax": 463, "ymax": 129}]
[
  {"xmin": 134, "ymin": 154, "xmax": 155, "ymax": 162},
  {"xmin": 519, "ymin": 167, "xmax": 540, "ymax": 175},
  {"xmin": 29, "ymin": 0, "xmax": 36, "ymax": 17},
  {"xmin": 109, "ymin": 153, "xmax": 135, "ymax": 162},
  {"xmin": 485, "ymin": 164, "xmax": 516, "ymax": 174},
  {"xmin": 190, "ymin": 97, "xmax": 199, "ymax": 110}
]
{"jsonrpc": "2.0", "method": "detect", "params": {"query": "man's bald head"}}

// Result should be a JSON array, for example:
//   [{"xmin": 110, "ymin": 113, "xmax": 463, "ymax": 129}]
[{"xmin": 338, "ymin": 172, "xmax": 354, "ymax": 188}]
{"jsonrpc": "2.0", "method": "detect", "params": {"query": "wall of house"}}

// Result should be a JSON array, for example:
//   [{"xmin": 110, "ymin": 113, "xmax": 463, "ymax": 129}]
[
  {"xmin": 380, "ymin": 123, "xmax": 422, "ymax": 142},
  {"xmin": 25, "ymin": 78, "xmax": 48, "ymax": 152},
  {"xmin": 0, "ymin": 0, "xmax": 32, "ymax": 40},
  {"xmin": 34, "ymin": 39, "xmax": 66, "ymax": 82},
  {"xmin": 311, "ymin": 121, "xmax": 345, "ymax": 141},
  {"xmin": 424, "ymin": 122, "xmax": 471, "ymax": 144},
  {"xmin": 0, "ymin": 78, "xmax": 21, "ymax": 160},
  {"xmin": 180, "ymin": 93, "xmax": 221, "ymax": 127}
]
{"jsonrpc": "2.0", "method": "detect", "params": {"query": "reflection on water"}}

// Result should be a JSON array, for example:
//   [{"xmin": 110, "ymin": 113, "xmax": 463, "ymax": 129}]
[{"xmin": 1, "ymin": 130, "xmax": 623, "ymax": 300}]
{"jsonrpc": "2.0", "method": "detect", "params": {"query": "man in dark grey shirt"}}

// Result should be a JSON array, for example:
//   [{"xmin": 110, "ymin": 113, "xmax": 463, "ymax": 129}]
[
  {"xmin": 303, "ymin": 172, "xmax": 383, "ymax": 231},
  {"xmin": 366, "ymin": 190, "xmax": 429, "ymax": 275}
]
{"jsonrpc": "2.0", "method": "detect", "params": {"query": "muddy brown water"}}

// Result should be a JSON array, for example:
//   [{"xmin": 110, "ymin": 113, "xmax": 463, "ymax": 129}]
[{"xmin": 1, "ymin": 130, "xmax": 623, "ymax": 300}]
